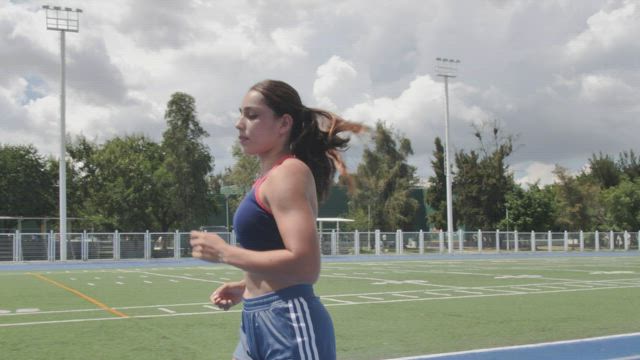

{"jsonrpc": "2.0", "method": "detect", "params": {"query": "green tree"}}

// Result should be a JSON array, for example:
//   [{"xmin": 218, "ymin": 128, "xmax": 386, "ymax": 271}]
[
  {"xmin": 425, "ymin": 137, "xmax": 447, "ymax": 230},
  {"xmin": 454, "ymin": 122, "xmax": 514, "ymax": 230},
  {"xmin": 80, "ymin": 136, "xmax": 169, "ymax": 231},
  {"xmin": 161, "ymin": 92, "xmax": 215, "ymax": 230},
  {"xmin": 586, "ymin": 152, "xmax": 620, "ymax": 189},
  {"xmin": 348, "ymin": 121, "xmax": 419, "ymax": 231},
  {"xmin": 602, "ymin": 179, "xmax": 640, "ymax": 231},
  {"xmin": 552, "ymin": 166, "xmax": 604, "ymax": 231},
  {"xmin": 618, "ymin": 150, "xmax": 640, "ymax": 181},
  {"xmin": 498, "ymin": 183, "xmax": 556, "ymax": 231},
  {"xmin": 0, "ymin": 144, "xmax": 55, "ymax": 217}
]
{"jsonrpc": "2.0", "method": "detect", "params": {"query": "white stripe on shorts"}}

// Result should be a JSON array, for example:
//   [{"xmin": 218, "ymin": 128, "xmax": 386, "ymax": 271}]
[
  {"xmin": 288, "ymin": 300, "xmax": 307, "ymax": 360},
  {"xmin": 298, "ymin": 297, "xmax": 320, "ymax": 360},
  {"xmin": 293, "ymin": 299, "xmax": 313, "ymax": 360},
  {"xmin": 289, "ymin": 298, "xmax": 320, "ymax": 360}
]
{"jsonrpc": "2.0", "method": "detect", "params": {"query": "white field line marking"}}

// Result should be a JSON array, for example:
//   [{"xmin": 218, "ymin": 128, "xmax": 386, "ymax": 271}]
[
  {"xmin": 358, "ymin": 296, "xmax": 385, "ymax": 301},
  {"xmin": 422, "ymin": 291, "xmax": 452, "ymax": 297},
  {"xmin": 16, "ymin": 308, "xmax": 40, "ymax": 313},
  {"xmin": 320, "ymin": 297, "xmax": 356, "ymax": 304},
  {"xmin": 87, "ymin": 283, "xmax": 95, "ymax": 286},
  {"xmin": 3, "ymin": 284, "xmax": 640, "ymax": 328},
  {"xmin": 202, "ymin": 305, "xmax": 219, "ymax": 310},
  {"xmin": 157, "ymin": 308, "xmax": 175, "ymax": 314},
  {"xmin": 510, "ymin": 286, "xmax": 541, "ymax": 291},
  {"xmin": 382, "ymin": 332, "xmax": 640, "ymax": 360},
  {"xmin": 119, "ymin": 270, "xmax": 224, "ymax": 284},
  {"xmin": 534, "ymin": 285, "xmax": 567, "ymax": 290},
  {"xmin": 453, "ymin": 290, "xmax": 484, "ymax": 295},
  {"xmin": 391, "ymin": 293, "xmax": 420, "ymax": 299},
  {"xmin": 144, "ymin": 281, "xmax": 152, "ymax": 284},
  {"xmin": 116, "ymin": 282, "xmax": 124, "ymax": 285}
]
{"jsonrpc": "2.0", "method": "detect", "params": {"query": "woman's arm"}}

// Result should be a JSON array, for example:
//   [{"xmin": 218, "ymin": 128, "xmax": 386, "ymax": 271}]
[{"xmin": 191, "ymin": 160, "xmax": 320, "ymax": 283}]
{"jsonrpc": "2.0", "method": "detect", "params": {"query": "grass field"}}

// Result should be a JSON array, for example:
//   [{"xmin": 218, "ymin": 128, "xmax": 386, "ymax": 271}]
[{"xmin": 1, "ymin": 254, "xmax": 639, "ymax": 359}]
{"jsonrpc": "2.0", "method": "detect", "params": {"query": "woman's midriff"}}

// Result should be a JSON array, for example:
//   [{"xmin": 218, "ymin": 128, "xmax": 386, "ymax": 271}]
[{"xmin": 242, "ymin": 272, "xmax": 303, "ymax": 299}]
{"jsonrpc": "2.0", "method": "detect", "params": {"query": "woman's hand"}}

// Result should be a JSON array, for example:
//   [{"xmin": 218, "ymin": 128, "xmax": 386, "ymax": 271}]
[
  {"xmin": 210, "ymin": 281, "xmax": 245, "ymax": 311},
  {"xmin": 190, "ymin": 231, "xmax": 229, "ymax": 263}
]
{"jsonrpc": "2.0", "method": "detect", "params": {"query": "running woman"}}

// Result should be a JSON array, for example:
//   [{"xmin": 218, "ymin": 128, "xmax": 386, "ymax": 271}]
[{"xmin": 190, "ymin": 79, "xmax": 365, "ymax": 360}]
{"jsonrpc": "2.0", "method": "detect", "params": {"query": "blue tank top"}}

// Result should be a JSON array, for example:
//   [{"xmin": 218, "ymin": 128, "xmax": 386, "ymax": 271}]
[{"xmin": 233, "ymin": 156, "xmax": 294, "ymax": 251}]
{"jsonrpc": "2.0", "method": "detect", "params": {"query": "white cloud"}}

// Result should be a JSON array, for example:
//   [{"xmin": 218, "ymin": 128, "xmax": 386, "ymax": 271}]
[
  {"xmin": 313, "ymin": 56, "xmax": 368, "ymax": 111},
  {"xmin": 515, "ymin": 162, "xmax": 557, "ymax": 186},
  {"xmin": 2, "ymin": 0, "xmax": 639, "ymax": 180},
  {"xmin": 565, "ymin": 0, "xmax": 640, "ymax": 60},
  {"xmin": 579, "ymin": 74, "xmax": 638, "ymax": 107}
]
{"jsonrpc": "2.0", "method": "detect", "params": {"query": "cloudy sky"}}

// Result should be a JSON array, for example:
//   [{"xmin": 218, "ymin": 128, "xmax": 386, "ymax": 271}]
[{"xmin": 2, "ymin": 0, "xmax": 639, "ymax": 185}]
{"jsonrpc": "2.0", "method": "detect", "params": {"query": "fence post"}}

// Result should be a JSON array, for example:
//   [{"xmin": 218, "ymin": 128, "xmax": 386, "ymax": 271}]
[
  {"xmin": 624, "ymin": 231, "xmax": 629, "ymax": 251},
  {"xmin": 547, "ymin": 231, "xmax": 552, "ymax": 252},
  {"xmin": 331, "ymin": 229, "xmax": 337, "ymax": 256},
  {"xmin": 231, "ymin": 230, "xmax": 236, "ymax": 247},
  {"xmin": 610, "ymin": 230, "xmax": 614, "ymax": 251},
  {"xmin": 12, "ymin": 230, "xmax": 17, "ymax": 262},
  {"xmin": 375, "ymin": 230, "xmax": 381, "ymax": 256},
  {"xmin": 531, "ymin": 231, "xmax": 536, "ymax": 252},
  {"xmin": 50, "ymin": 230, "xmax": 54, "ymax": 260},
  {"xmin": 478, "ymin": 230, "xmax": 482, "ymax": 253},
  {"xmin": 439, "ymin": 230, "xmax": 444, "ymax": 253},
  {"xmin": 457, "ymin": 229, "xmax": 463, "ymax": 253},
  {"xmin": 144, "ymin": 230, "xmax": 150, "ymax": 260},
  {"xmin": 114, "ymin": 230, "xmax": 120, "ymax": 260},
  {"xmin": 579, "ymin": 230, "xmax": 584, "ymax": 252},
  {"xmin": 496, "ymin": 230, "xmax": 500, "ymax": 253},
  {"xmin": 82, "ymin": 230, "xmax": 88, "ymax": 261},
  {"xmin": 354, "ymin": 230, "xmax": 360, "ymax": 256},
  {"xmin": 514, "ymin": 230, "xmax": 519, "ymax": 252},
  {"xmin": 396, "ymin": 229, "xmax": 402, "ymax": 255},
  {"xmin": 47, "ymin": 231, "xmax": 54, "ymax": 261},
  {"xmin": 419, "ymin": 230, "xmax": 424, "ymax": 254},
  {"xmin": 16, "ymin": 230, "xmax": 23, "ymax": 261},
  {"xmin": 563, "ymin": 230, "xmax": 568, "ymax": 252},
  {"xmin": 595, "ymin": 230, "xmax": 600, "ymax": 252},
  {"xmin": 174, "ymin": 230, "xmax": 180, "ymax": 259}
]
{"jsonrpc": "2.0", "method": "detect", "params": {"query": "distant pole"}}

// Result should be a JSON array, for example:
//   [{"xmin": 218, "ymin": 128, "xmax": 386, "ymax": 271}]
[
  {"xmin": 436, "ymin": 57, "xmax": 461, "ymax": 254},
  {"xmin": 43, "ymin": 5, "xmax": 82, "ymax": 261}
]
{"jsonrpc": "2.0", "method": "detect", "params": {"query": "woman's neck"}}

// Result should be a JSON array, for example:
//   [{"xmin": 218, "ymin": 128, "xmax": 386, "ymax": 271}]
[{"xmin": 258, "ymin": 149, "xmax": 293, "ymax": 176}]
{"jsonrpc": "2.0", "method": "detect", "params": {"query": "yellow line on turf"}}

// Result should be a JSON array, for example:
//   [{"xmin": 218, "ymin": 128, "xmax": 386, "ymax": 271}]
[{"xmin": 29, "ymin": 273, "xmax": 129, "ymax": 318}]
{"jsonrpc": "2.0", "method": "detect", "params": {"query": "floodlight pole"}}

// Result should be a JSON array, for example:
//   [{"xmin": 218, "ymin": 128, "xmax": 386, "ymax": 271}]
[
  {"xmin": 436, "ymin": 58, "xmax": 461, "ymax": 254},
  {"xmin": 43, "ymin": 5, "xmax": 82, "ymax": 261}
]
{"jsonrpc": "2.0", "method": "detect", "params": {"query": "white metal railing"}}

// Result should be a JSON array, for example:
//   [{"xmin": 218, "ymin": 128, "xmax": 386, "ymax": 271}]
[{"xmin": 1, "ymin": 229, "xmax": 639, "ymax": 262}]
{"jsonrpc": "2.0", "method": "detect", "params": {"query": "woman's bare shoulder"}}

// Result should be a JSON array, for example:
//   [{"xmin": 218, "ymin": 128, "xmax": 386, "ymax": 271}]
[{"xmin": 264, "ymin": 158, "xmax": 315, "ymax": 197}]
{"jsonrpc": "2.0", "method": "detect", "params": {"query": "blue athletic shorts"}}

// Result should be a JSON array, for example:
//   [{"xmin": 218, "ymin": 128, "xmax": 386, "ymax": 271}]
[{"xmin": 233, "ymin": 284, "xmax": 336, "ymax": 360}]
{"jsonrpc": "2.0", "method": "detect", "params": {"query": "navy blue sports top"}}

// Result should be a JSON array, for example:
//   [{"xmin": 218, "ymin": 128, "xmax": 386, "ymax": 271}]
[{"xmin": 233, "ymin": 156, "xmax": 294, "ymax": 251}]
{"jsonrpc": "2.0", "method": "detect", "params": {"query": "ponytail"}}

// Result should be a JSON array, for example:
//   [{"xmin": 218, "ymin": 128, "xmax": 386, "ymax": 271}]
[
  {"xmin": 290, "ymin": 107, "xmax": 366, "ymax": 201},
  {"xmin": 250, "ymin": 80, "xmax": 367, "ymax": 201}
]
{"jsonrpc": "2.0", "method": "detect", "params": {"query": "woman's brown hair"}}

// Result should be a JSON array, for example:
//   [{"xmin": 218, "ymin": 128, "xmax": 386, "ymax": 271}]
[{"xmin": 250, "ymin": 79, "xmax": 366, "ymax": 201}]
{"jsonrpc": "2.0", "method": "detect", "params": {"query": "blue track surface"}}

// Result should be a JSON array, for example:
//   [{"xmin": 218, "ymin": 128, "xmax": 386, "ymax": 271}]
[{"xmin": 387, "ymin": 332, "xmax": 640, "ymax": 360}]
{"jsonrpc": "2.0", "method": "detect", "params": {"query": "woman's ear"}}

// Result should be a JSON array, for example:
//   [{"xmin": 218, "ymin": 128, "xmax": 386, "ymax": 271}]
[{"xmin": 279, "ymin": 114, "xmax": 294, "ymax": 134}]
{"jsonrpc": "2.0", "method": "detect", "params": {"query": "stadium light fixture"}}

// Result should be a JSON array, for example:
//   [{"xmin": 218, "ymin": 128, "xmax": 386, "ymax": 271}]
[
  {"xmin": 436, "ymin": 57, "xmax": 461, "ymax": 254},
  {"xmin": 42, "ymin": 5, "xmax": 83, "ymax": 261}
]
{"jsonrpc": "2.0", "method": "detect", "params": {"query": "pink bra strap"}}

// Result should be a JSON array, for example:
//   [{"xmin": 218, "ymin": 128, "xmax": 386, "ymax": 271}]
[{"xmin": 253, "ymin": 154, "xmax": 296, "ymax": 214}]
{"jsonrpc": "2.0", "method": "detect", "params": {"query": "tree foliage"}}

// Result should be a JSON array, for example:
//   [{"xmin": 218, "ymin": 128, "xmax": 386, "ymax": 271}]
[
  {"xmin": 348, "ymin": 121, "xmax": 419, "ymax": 231},
  {"xmin": 0, "ymin": 144, "xmax": 55, "ymax": 217},
  {"xmin": 161, "ymin": 92, "xmax": 215, "ymax": 229},
  {"xmin": 498, "ymin": 183, "xmax": 556, "ymax": 231},
  {"xmin": 77, "ymin": 135, "xmax": 169, "ymax": 231},
  {"xmin": 425, "ymin": 137, "xmax": 447, "ymax": 230},
  {"xmin": 453, "ymin": 122, "xmax": 514, "ymax": 230},
  {"xmin": 552, "ymin": 166, "xmax": 604, "ymax": 231}
]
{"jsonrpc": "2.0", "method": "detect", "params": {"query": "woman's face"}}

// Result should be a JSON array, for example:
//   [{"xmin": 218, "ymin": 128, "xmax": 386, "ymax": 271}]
[{"xmin": 236, "ymin": 90, "xmax": 288, "ymax": 155}]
